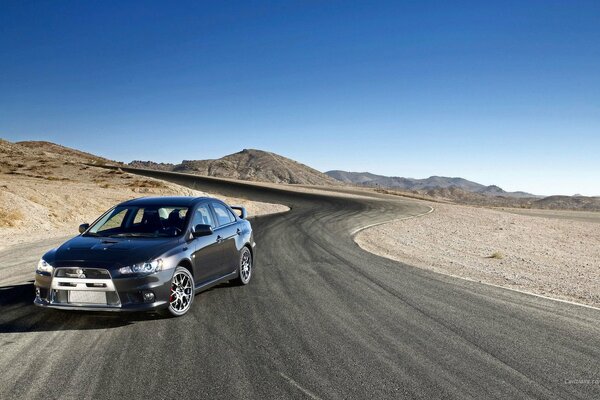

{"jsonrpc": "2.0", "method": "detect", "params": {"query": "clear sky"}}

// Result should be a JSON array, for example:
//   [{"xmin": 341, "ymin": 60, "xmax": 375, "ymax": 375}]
[{"xmin": 1, "ymin": 1, "xmax": 599, "ymax": 196}]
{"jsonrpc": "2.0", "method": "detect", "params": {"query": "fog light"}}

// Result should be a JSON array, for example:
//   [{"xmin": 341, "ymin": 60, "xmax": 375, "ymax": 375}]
[{"xmin": 142, "ymin": 291, "xmax": 155, "ymax": 302}]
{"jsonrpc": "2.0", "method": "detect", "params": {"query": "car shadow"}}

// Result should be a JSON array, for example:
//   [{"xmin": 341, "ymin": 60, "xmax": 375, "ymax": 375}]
[{"xmin": 0, "ymin": 282, "xmax": 170, "ymax": 333}]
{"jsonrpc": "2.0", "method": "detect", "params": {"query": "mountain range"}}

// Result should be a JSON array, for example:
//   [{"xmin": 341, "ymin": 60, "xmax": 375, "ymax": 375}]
[
  {"xmin": 5, "ymin": 139, "xmax": 591, "ymax": 211},
  {"xmin": 325, "ymin": 170, "xmax": 536, "ymax": 198}
]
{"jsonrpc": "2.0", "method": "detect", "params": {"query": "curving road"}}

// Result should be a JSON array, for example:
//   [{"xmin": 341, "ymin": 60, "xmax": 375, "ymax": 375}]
[{"xmin": 1, "ymin": 169, "xmax": 599, "ymax": 399}]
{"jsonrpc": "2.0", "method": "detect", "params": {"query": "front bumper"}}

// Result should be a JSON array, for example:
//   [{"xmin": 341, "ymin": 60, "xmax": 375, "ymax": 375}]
[{"xmin": 34, "ymin": 267, "xmax": 173, "ymax": 312}]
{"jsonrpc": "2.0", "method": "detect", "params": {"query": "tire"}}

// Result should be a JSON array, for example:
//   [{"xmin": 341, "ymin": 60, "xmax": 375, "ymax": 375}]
[
  {"xmin": 233, "ymin": 247, "xmax": 252, "ymax": 286},
  {"xmin": 162, "ymin": 266, "xmax": 195, "ymax": 317}
]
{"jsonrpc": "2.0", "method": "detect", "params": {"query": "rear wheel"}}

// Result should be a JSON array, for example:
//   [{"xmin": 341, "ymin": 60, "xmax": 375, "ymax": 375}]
[
  {"xmin": 163, "ymin": 266, "xmax": 194, "ymax": 317},
  {"xmin": 233, "ymin": 247, "xmax": 252, "ymax": 285}
]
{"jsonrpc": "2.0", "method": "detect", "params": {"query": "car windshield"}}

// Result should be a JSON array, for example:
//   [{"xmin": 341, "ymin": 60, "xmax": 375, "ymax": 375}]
[{"xmin": 84, "ymin": 205, "xmax": 189, "ymax": 238}]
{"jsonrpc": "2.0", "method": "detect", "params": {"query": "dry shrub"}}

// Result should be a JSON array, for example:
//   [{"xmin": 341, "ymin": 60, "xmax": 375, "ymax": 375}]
[
  {"xmin": 0, "ymin": 208, "xmax": 23, "ymax": 227},
  {"xmin": 44, "ymin": 176, "xmax": 61, "ymax": 181},
  {"xmin": 488, "ymin": 251, "xmax": 504, "ymax": 259},
  {"xmin": 128, "ymin": 179, "xmax": 167, "ymax": 189}
]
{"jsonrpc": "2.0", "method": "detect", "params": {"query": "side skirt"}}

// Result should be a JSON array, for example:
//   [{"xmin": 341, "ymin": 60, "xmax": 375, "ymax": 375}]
[{"xmin": 193, "ymin": 271, "xmax": 237, "ymax": 294}]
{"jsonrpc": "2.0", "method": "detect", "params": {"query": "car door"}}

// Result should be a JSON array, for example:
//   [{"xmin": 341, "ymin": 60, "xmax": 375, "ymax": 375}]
[
  {"xmin": 190, "ymin": 203, "xmax": 224, "ymax": 284},
  {"xmin": 210, "ymin": 202, "xmax": 240, "ymax": 276}
]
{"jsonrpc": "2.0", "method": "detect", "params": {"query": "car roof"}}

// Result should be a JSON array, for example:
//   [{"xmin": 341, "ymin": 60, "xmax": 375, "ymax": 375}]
[{"xmin": 119, "ymin": 196, "xmax": 217, "ymax": 207}]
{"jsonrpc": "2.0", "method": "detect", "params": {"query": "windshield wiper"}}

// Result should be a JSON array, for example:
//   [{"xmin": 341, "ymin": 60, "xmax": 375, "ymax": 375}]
[
  {"xmin": 107, "ymin": 233, "xmax": 137, "ymax": 238},
  {"xmin": 108, "ymin": 233, "xmax": 156, "ymax": 238}
]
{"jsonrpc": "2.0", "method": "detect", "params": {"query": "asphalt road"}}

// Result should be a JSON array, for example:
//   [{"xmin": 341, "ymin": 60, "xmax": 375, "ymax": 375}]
[{"xmin": 1, "ymin": 169, "xmax": 599, "ymax": 399}]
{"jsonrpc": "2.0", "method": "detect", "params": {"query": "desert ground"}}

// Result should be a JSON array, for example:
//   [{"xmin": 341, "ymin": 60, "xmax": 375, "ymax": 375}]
[
  {"xmin": 355, "ymin": 201, "xmax": 600, "ymax": 308},
  {"xmin": 0, "ymin": 140, "xmax": 288, "ymax": 250}
]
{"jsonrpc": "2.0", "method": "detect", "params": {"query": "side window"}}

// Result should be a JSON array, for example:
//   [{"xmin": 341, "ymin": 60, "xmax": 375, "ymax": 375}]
[
  {"xmin": 133, "ymin": 208, "xmax": 145, "ymax": 225},
  {"xmin": 191, "ymin": 204, "xmax": 215, "ymax": 228},
  {"xmin": 212, "ymin": 203, "xmax": 235, "ymax": 226}
]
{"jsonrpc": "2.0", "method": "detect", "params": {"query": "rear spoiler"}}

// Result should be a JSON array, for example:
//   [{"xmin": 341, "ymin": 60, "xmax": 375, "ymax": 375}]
[{"xmin": 230, "ymin": 205, "xmax": 247, "ymax": 219}]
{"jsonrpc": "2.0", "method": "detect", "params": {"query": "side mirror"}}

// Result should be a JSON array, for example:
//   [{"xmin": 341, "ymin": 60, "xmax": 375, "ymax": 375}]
[
  {"xmin": 191, "ymin": 224, "xmax": 213, "ymax": 238},
  {"xmin": 79, "ymin": 223, "xmax": 90, "ymax": 234}
]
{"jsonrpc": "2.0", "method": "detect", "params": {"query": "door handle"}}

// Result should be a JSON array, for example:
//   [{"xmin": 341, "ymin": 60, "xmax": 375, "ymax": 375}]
[
  {"xmin": 236, "ymin": 228, "xmax": 241, "ymax": 235},
  {"xmin": 216, "ymin": 235, "xmax": 223, "ymax": 243}
]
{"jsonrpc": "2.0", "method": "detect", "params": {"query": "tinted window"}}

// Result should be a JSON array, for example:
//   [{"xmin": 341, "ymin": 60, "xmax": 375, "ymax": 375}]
[
  {"xmin": 191, "ymin": 204, "xmax": 215, "ymax": 228},
  {"xmin": 95, "ymin": 208, "xmax": 127, "ymax": 233},
  {"xmin": 131, "ymin": 207, "xmax": 187, "ymax": 231},
  {"xmin": 212, "ymin": 203, "xmax": 235, "ymax": 226},
  {"xmin": 87, "ymin": 206, "xmax": 189, "ymax": 238}
]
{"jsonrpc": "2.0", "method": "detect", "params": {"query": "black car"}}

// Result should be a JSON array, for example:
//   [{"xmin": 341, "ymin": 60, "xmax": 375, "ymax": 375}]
[{"xmin": 34, "ymin": 196, "xmax": 255, "ymax": 317}]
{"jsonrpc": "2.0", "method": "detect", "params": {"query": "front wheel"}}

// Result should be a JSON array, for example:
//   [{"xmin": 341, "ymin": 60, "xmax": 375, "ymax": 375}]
[
  {"xmin": 233, "ymin": 247, "xmax": 252, "ymax": 285},
  {"xmin": 163, "ymin": 266, "xmax": 195, "ymax": 317}
]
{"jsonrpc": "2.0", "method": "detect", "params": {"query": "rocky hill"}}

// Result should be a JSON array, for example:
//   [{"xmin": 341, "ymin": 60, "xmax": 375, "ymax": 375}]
[
  {"xmin": 127, "ymin": 160, "xmax": 175, "ymax": 171},
  {"xmin": 16, "ymin": 140, "xmax": 113, "ymax": 164},
  {"xmin": 131, "ymin": 149, "xmax": 339, "ymax": 186},
  {"xmin": 532, "ymin": 195, "xmax": 600, "ymax": 211}
]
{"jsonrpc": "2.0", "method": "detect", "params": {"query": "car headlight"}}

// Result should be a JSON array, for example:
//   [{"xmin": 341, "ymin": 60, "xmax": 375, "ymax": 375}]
[
  {"xmin": 119, "ymin": 258, "xmax": 163, "ymax": 275},
  {"xmin": 36, "ymin": 258, "xmax": 53, "ymax": 274}
]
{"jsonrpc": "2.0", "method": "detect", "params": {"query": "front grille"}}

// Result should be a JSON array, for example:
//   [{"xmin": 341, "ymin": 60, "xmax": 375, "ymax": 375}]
[
  {"xmin": 54, "ymin": 268, "xmax": 111, "ymax": 279},
  {"xmin": 50, "ymin": 268, "xmax": 120, "ymax": 307}
]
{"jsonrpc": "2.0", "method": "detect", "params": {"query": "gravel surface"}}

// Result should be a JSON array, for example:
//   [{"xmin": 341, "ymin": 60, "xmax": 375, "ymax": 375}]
[{"xmin": 355, "ymin": 202, "xmax": 600, "ymax": 308}]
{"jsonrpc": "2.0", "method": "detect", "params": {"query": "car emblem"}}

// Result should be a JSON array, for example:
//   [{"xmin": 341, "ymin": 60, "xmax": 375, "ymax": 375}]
[{"xmin": 76, "ymin": 268, "xmax": 86, "ymax": 279}]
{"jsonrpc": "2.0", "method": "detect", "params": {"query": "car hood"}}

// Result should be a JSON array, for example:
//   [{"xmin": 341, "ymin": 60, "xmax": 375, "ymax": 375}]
[{"xmin": 49, "ymin": 235, "xmax": 179, "ymax": 269}]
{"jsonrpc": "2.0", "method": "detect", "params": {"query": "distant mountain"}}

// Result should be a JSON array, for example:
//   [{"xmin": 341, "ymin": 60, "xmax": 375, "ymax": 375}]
[
  {"xmin": 326, "ymin": 170, "xmax": 535, "ymax": 198},
  {"xmin": 131, "ymin": 149, "xmax": 338, "ymax": 186},
  {"xmin": 532, "ymin": 195, "xmax": 600, "ymax": 211},
  {"xmin": 4, "ymin": 139, "xmax": 597, "ymax": 211},
  {"xmin": 128, "ymin": 160, "xmax": 175, "ymax": 171},
  {"xmin": 374, "ymin": 186, "xmax": 600, "ymax": 211}
]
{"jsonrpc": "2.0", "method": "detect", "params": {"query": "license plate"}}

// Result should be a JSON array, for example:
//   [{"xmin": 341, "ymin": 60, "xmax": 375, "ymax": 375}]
[{"xmin": 69, "ymin": 291, "xmax": 107, "ymax": 304}]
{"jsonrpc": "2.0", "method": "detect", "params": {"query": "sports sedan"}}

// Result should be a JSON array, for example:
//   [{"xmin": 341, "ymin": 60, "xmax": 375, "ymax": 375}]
[{"xmin": 34, "ymin": 196, "xmax": 255, "ymax": 317}]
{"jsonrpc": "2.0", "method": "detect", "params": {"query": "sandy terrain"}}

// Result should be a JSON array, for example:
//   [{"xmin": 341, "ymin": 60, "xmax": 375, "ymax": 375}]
[
  {"xmin": 0, "ymin": 140, "xmax": 288, "ymax": 250},
  {"xmin": 355, "ymin": 202, "xmax": 600, "ymax": 308}
]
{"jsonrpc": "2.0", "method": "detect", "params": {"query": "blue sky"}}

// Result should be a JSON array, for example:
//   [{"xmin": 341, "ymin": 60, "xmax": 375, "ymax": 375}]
[{"xmin": 1, "ymin": 1, "xmax": 599, "ymax": 195}]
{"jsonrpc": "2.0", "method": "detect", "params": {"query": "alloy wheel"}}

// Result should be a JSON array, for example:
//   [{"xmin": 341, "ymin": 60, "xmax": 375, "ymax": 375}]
[
  {"xmin": 240, "ymin": 249, "xmax": 252, "ymax": 284},
  {"xmin": 169, "ymin": 270, "xmax": 193, "ymax": 314}
]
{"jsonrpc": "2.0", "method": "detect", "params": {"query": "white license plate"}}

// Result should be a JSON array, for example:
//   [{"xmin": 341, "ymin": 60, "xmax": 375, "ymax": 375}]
[{"xmin": 69, "ymin": 291, "xmax": 107, "ymax": 304}]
